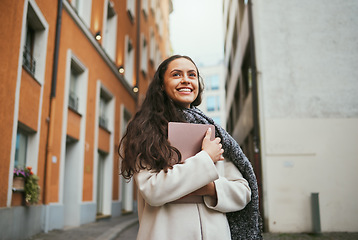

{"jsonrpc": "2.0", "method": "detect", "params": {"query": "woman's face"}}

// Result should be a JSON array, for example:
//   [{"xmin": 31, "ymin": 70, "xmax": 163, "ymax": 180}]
[{"xmin": 163, "ymin": 58, "xmax": 199, "ymax": 108}]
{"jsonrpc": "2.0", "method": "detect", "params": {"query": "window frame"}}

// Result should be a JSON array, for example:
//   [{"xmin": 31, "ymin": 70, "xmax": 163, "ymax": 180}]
[
  {"xmin": 70, "ymin": 0, "xmax": 92, "ymax": 27},
  {"xmin": 140, "ymin": 33, "xmax": 148, "ymax": 75},
  {"xmin": 127, "ymin": 0, "xmax": 136, "ymax": 22},
  {"xmin": 103, "ymin": 0, "xmax": 117, "ymax": 61},
  {"xmin": 14, "ymin": 128, "xmax": 29, "ymax": 168},
  {"xmin": 142, "ymin": 0, "xmax": 148, "ymax": 18},
  {"xmin": 21, "ymin": 0, "xmax": 49, "ymax": 85},
  {"xmin": 23, "ymin": 22, "xmax": 36, "ymax": 76},
  {"xmin": 68, "ymin": 57, "xmax": 86, "ymax": 113},
  {"xmin": 124, "ymin": 35, "xmax": 135, "ymax": 86}
]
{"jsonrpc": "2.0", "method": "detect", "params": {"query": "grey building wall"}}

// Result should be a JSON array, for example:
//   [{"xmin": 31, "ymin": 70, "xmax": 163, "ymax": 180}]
[{"xmin": 223, "ymin": 0, "xmax": 358, "ymax": 233}]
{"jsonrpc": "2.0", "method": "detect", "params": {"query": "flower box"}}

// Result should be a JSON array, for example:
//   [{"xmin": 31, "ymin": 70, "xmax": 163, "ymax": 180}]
[
  {"xmin": 13, "ymin": 177, "xmax": 25, "ymax": 190},
  {"xmin": 13, "ymin": 166, "xmax": 40, "ymax": 204}
]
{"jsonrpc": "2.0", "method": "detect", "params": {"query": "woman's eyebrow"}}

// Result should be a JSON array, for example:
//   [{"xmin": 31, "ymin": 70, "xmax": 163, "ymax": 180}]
[
  {"xmin": 170, "ymin": 69, "xmax": 182, "ymax": 74},
  {"xmin": 169, "ymin": 69, "xmax": 197, "ymax": 74}
]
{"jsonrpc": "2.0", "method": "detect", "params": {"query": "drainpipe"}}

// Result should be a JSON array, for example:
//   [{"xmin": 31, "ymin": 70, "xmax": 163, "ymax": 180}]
[
  {"xmin": 247, "ymin": 0, "xmax": 265, "ymax": 226},
  {"xmin": 134, "ymin": 0, "xmax": 141, "ymax": 100},
  {"xmin": 44, "ymin": 0, "xmax": 62, "ymax": 205}
]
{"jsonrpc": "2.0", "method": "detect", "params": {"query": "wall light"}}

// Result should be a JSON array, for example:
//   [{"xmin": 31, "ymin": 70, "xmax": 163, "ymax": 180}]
[
  {"xmin": 95, "ymin": 31, "xmax": 102, "ymax": 41},
  {"xmin": 118, "ymin": 66, "xmax": 125, "ymax": 74},
  {"xmin": 132, "ymin": 86, "xmax": 139, "ymax": 93}
]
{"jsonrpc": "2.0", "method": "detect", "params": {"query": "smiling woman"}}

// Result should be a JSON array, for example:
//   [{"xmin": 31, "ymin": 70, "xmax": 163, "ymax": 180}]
[
  {"xmin": 163, "ymin": 58, "xmax": 199, "ymax": 108},
  {"xmin": 118, "ymin": 55, "xmax": 261, "ymax": 240},
  {"xmin": 119, "ymin": 55, "xmax": 205, "ymax": 176}
]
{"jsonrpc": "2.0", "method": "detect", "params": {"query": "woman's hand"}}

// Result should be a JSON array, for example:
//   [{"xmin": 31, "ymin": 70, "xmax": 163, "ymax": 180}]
[{"xmin": 202, "ymin": 128, "xmax": 224, "ymax": 163}]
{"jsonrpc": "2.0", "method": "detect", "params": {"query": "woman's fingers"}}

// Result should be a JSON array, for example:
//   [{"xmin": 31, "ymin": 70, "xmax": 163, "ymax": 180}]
[
  {"xmin": 201, "ymin": 129, "xmax": 224, "ymax": 162},
  {"xmin": 205, "ymin": 128, "xmax": 212, "ymax": 138}
]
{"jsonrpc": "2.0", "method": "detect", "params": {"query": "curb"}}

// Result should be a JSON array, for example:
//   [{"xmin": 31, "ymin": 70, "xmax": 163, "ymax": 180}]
[{"xmin": 95, "ymin": 217, "xmax": 138, "ymax": 240}]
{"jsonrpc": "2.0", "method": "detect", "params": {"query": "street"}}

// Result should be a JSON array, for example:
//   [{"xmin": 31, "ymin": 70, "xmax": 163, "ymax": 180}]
[
  {"xmin": 115, "ymin": 222, "xmax": 139, "ymax": 240},
  {"xmin": 27, "ymin": 214, "xmax": 358, "ymax": 240},
  {"xmin": 114, "ymin": 222, "xmax": 358, "ymax": 240}
]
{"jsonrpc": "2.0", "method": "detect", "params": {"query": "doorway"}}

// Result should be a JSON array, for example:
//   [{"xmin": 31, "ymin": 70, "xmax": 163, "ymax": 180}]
[
  {"xmin": 96, "ymin": 151, "xmax": 106, "ymax": 215},
  {"xmin": 63, "ymin": 137, "xmax": 80, "ymax": 227}
]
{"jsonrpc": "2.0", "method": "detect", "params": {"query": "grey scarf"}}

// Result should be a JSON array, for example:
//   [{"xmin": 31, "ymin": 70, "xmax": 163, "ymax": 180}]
[{"xmin": 182, "ymin": 107, "xmax": 263, "ymax": 240}]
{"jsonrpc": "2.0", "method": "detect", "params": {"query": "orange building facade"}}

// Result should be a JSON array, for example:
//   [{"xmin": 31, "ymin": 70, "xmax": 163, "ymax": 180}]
[{"xmin": 0, "ymin": 0, "xmax": 172, "ymax": 238}]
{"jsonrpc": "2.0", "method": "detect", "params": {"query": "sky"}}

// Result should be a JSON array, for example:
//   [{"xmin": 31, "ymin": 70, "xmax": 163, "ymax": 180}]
[{"xmin": 169, "ymin": 0, "xmax": 224, "ymax": 67}]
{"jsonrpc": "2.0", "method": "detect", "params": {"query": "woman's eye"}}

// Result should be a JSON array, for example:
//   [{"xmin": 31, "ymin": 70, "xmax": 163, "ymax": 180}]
[
  {"xmin": 189, "ymin": 73, "xmax": 197, "ymax": 77},
  {"xmin": 173, "ymin": 73, "xmax": 180, "ymax": 77}
]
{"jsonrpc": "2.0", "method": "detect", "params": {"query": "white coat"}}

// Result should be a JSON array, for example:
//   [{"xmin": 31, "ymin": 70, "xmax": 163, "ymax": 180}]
[{"xmin": 134, "ymin": 151, "xmax": 252, "ymax": 240}]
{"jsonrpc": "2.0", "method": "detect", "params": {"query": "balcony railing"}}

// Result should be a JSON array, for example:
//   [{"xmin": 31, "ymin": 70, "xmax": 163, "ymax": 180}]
[
  {"xmin": 68, "ymin": 91, "xmax": 79, "ymax": 111},
  {"xmin": 23, "ymin": 47, "xmax": 36, "ymax": 75},
  {"xmin": 99, "ymin": 115, "xmax": 108, "ymax": 129}
]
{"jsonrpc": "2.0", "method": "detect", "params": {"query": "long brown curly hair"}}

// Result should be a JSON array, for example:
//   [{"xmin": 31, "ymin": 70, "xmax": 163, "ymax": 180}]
[{"xmin": 118, "ymin": 55, "xmax": 204, "ymax": 179}]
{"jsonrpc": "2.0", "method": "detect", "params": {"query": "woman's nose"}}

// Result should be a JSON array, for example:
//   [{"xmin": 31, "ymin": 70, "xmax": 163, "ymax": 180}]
[{"xmin": 180, "ymin": 75, "xmax": 190, "ymax": 83}]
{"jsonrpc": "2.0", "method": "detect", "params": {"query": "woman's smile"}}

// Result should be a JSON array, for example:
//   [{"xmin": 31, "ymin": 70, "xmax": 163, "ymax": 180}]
[{"xmin": 177, "ymin": 87, "xmax": 193, "ymax": 93}]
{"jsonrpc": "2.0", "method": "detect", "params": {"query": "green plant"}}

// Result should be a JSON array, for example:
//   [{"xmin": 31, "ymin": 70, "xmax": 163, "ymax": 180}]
[{"xmin": 13, "ymin": 166, "xmax": 40, "ymax": 204}]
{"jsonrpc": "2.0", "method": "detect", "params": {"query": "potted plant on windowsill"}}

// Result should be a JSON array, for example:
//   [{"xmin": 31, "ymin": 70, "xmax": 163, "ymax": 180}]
[
  {"xmin": 13, "ymin": 166, "xmax": 40, "ymax": 205},
  {"xmin": 13, "ymin": 168, "xmax": 26, "ymax": 190}
]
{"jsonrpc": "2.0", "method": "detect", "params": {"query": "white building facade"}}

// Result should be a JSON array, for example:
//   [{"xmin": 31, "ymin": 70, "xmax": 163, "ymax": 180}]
[
  {"xmin": 199, "ymin": 63, "xmax": 226, "ymax": 128},
  {"xmin": 223, "ymin": 0, "xmax": 358, "ymax": 233}
]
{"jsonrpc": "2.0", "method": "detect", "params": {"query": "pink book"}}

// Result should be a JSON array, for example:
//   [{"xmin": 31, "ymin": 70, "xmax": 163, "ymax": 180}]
[{"xmin": 168, "ymin": 122, "xmax": 215, "ymax": 161}]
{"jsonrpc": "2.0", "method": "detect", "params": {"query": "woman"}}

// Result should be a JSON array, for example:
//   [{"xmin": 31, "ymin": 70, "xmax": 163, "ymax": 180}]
[{"xmin": 119, "ymin": 55, "xmax": 262, "ymax": 240}]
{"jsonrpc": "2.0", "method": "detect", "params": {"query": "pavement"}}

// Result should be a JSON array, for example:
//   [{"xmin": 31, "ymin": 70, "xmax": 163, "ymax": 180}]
[
  {"xmin": 27, "ymin": 213, "xmax": 139, "ymax": 240},
  {"xmin": 262, "ymin": 232, "xmax": 358, "ymax": 240},
  {"xmin": 27, "ymin": 213, "xmax": 358, "ymax": 240}
]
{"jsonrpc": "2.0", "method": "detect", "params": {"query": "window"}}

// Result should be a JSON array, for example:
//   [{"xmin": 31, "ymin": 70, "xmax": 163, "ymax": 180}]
[
  {"xmin": 72, "ymin": 0, "xmax": 82, "ymax": 12},
  {"xmin": 127, "ymin": 0, "xmax": 136, "ymax": 21},
  {"xmin": 123, "ymin": 109, "xmax": 132, "ymax": 134},
  {"xmin": 99, "ymin": 97, "xmax": 108, "ymax": 129},
  {"xmin": 155, "ymin": 44, "xmax": 161, "ymax": 68},
  {"xmin": 68, "ymin": 59, "xmax": 84, "ymax": 111},
  {"xmin": 207, "ymin": 96, "xmax": 216, "ymax": 112},
  {"xmin": 142, "ymin": 0, "xmax": 148, "ymax": 17},
  {"xmin": 15, "ymin": 129, "xmax": 28, "ymax": 168},
  {"xmin": 124, "ymin": 36, "xmax": 135, "ymax": 85},
  {"xmin": 212, "ymin": 76, "xmax": 220, "ymax": 90},
  {"xmin": 23, "ymin": 23, "xmax": 36, "ymax": 75},
  {"xmin": 71, "ymin": 0, "xmax": 92, "ymax": 27},
  {"xmin": 103, "ymin": 1, "xmax": 117, "ymax": 60},
  {"xmin": 206, "ymin": 74, "xmax": 220, "ymax": 90},
  {"xmin": 156, "ymin": 8, "xmax": 162, "ymax": 36},
  {"xmin": 207, "ymin": 95, "xmax": 220, "ymax": 112},
  {"xmin": 150, "ymin": 0, "xmax": 156, "ymax": 13},
  {"xmin": 69, "ymin": 68, "xmax": 79, "ymax": 111},
  {"xmin": 22, "ymin": 2, "xmax": 48, "ymax": 82},
  {"xmin": 149, "ymin": 28, "xmax": 155, "ymax": 64},
  {"xmin": 66, "ymin": 52, "xmax": 87, "ymax": 116},
  {"xmin": 216, "ymin": 96, "xmax": 221, "ymax": 111},
  {"xmin": 99, "ymin": 88, "xmax": 112, "ymax": 129},
  {"xmin": 141, "ymin": 34, "xmax": 148, "ymax": 75}
]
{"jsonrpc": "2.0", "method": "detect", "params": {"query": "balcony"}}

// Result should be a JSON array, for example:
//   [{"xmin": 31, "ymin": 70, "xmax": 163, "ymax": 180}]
[
  {"xmin": 22, "ymin": 47, "xmax": 36, "ymax": 76},
  {"xmin": 68, "ymin": 91, "xmax": 79, "ymax": 111},
  {"xmin": 99, "ymin": 115, "xmax": 108, "ymax": 129}
]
